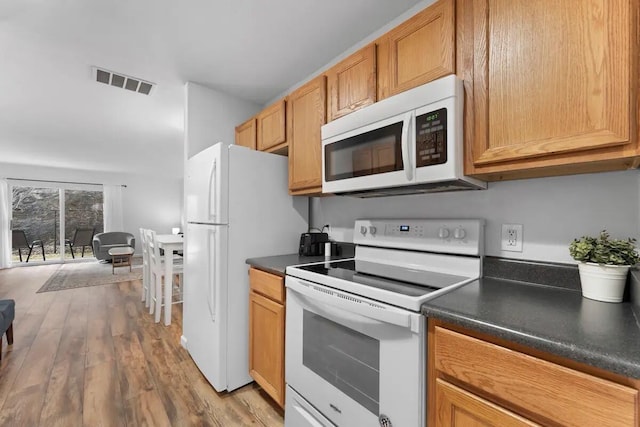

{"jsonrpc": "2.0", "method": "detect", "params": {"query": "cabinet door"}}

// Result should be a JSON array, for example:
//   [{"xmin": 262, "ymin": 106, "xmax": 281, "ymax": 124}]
[
  {"xmin": 235, "ymin": 118, "xmax": 256, "ymax": 150},
  {"xmin": 377, "ymin": 0, "xmax": 455, "ymax": 100},
  {"xmin": 326, "ymin": 44, "xmax": 376, "ymax": 122},
  {"xmin": 465, "ymin": 0, "xmax": 638, "ymax": 178},
  {"xmin": 257, "ymin": 99, "xmax": 287, "ymax": 152},
  {"xmin": 287, "ymin": 75, "xmax": 327, "ymax": 195},
  {"xmin": 435, "ymin": 379, "xmax": 539, "ymax": 427},
  {"xmin": 249, "ymin": 291, "xmax": 285, "ymax": 407}
]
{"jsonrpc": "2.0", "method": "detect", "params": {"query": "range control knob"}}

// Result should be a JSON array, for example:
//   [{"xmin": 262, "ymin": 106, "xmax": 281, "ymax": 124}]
[
  {"xmin": 453, "ymin": 227, "xmax": 466, "ymax": 240},
  {"xmin": 360, "ymin": 226, "xmax": 368, "ymax": 236},
  {"xmin": 437, "ymin": 227, "xmax": 450, "ymax": 239},
  {"xmin": 369, "ymin": 226, "xmax": 377, "ymax": 236}
]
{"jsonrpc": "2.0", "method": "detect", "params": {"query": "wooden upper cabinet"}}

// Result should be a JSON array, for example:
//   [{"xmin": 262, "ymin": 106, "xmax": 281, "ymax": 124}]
[
  {"xmin": 287, "ymin": 75, "xmax": 327, "ymax": 195},
  {"xmin": 377, "ymin": 0, "xmax": 455, "ymax": 100},
  {"xmin": 257, "ymin": 99, "xmax": 287, "ymax": 152},
  {"xmin": 464, "ymin": 0, "xmax": 640, "ymax": 179},
  {"xmin": 326, "ymin": 44, "xmax": 377, "ymax": 122},
  {"xmin": 235, "ymin": 118, "xmax": 256, "ymax": 150}
]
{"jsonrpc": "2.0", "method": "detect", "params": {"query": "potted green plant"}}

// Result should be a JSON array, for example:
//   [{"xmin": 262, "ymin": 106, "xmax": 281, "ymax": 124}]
[{"xmin": 569, "ymin": 231, "xmax": 639, "ymax": 303}]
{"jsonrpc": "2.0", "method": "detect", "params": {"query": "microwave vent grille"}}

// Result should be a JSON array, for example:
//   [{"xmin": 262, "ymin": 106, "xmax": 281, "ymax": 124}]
[{"xmin": 336, "ymin": 180, "xmax": 486, "ymax": 198}]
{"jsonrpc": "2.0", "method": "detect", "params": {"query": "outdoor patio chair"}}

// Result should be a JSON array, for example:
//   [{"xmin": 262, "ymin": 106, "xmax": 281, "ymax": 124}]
[
  {"xmin": 65, "ymin": 227, "xmax": 95, "ymax": 258},
  {"xmin": 11, "ymin": 230, "xmax": 45, "ymax": 262}
]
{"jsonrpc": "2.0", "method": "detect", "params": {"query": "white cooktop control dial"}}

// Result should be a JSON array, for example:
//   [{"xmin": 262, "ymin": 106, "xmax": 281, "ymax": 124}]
[{"xmin": 453, "ymin": 227, "xmax": 466, "ymax": 240}]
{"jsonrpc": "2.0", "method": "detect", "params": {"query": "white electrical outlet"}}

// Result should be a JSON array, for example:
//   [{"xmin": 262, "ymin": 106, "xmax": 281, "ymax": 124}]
[{"xmin": 501, "ymin": 224, "xmax": 523, "ymax": 252}]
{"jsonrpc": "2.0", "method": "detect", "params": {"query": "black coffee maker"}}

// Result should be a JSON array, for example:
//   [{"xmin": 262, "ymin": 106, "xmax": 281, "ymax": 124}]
[{"xmin": 298, "ymin": 232, "xmax": 329, "ymax": 256}]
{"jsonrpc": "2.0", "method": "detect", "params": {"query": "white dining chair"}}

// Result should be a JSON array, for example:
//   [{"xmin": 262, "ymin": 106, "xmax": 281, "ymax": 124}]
[
  {"xmin": 139, "ymin": 228, "xmax": 151, "ymax": 307},
  {"xmin": 146, "ymin": 229, "xmax": 184, "ymax": 323}
]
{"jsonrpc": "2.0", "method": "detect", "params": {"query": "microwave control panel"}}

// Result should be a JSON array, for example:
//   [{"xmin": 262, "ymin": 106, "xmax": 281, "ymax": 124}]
[{"xmin": 415, "ymin": 108, "xmax": 447, "ymax": 167}]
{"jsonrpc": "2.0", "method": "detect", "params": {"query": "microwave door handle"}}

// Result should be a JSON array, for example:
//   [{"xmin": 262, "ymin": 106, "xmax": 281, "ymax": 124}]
[{"xmin": 401, "ymin": 112, "xmax": 414, "ymax": 181}]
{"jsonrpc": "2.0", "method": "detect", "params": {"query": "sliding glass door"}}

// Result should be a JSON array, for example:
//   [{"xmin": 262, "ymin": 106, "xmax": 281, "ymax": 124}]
[
  {"xmin": 63, "ymin": 189, "xmax": 103, "ymax": 259},
  {"xmin": 11, "ymin": 186, "xmax": 59, "ymax": 263},
  {"xmin": 10, "ymin": 181, "xmax": 103, "ymax": 265}
]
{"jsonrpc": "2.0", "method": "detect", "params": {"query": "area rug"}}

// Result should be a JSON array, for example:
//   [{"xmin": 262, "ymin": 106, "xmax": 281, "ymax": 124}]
[{"xmin": 37, "ymin": 259, "xmax": 143, "ymax": 293}]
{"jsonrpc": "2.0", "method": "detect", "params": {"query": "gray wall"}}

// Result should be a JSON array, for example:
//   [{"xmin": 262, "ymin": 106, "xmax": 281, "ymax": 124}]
[
  {"xmin": 184, "ymin": 82, "xmax": 261, "ymax": 159},
  {"xmin": 312, "ymin": 170, "xmax": 640, "ymax": 264}
]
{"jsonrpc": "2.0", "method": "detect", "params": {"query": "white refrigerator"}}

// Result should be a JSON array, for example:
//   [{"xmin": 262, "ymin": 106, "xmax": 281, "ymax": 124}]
[{"xmin": 183, "ymin": 142, "xmax": 308, "ymax": 392}]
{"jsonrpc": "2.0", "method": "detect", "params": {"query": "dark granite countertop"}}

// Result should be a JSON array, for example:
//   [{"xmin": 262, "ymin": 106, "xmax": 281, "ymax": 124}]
[
  {"xmin": 246, "ymin": 246, "xmax": 354, "ymax": 277},
  {"xmin": 422, "ymin": 277, "xmax": 640, "ymax": 379}
]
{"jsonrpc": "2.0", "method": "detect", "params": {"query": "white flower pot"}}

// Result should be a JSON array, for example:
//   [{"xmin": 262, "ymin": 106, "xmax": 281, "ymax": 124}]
[{"xmin": 578, "ymin": 262, "xmax": 630, "ymax": 303}]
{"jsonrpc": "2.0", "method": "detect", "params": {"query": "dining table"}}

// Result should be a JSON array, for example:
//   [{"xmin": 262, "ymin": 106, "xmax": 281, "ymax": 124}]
[{"xmin": 155, "ymin": 233, "xmax": 184, "ymax": 325}]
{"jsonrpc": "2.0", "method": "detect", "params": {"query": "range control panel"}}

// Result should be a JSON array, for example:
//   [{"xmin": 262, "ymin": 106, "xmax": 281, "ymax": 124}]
[{"xmin": 353, "ymin": 219, "xmax": 484, "ymax": 256}]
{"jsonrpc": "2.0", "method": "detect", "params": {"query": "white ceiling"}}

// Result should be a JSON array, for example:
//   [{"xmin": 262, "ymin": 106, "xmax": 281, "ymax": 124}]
[{"xmin": 0, "ymin": 0, "xmax": 423, "ymax": 178}]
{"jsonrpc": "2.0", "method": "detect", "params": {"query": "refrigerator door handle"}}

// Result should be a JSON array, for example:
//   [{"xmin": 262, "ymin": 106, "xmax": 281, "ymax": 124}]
[
  {"xmin": 207, "ymin": 228, "xmax": 216, "ymax": 321},
  {"xmin": 208, "ymin": 159, "xmax": 217, "ymax": 222}
]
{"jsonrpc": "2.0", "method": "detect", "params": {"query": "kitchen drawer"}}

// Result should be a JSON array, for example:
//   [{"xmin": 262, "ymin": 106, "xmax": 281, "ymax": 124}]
[
  {"xmin": 434, "ymin": 326, "xmax": 638, "ymax": 427},
  {"xmin": 435, "ymin": 379, "xmax": 539, "ymax": 427},
  {"xmin": 249, "ymin": 267, "xmax": 284, "ymax": 304}
]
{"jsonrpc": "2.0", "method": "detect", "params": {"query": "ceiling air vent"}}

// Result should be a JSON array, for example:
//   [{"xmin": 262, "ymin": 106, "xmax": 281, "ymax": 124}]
[{"xmin": 92, "ymin": 66, "xmax": 155, "ymax": 96}]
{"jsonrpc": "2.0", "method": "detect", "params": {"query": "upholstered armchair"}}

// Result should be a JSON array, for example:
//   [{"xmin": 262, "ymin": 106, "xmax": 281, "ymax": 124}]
[{"xmin": 92, "ymin": 232, "xmax": 135, "ymax": 261}]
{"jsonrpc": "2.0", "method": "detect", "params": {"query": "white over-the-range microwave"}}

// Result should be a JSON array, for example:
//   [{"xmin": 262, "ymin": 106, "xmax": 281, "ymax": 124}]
[{"xmin": 321, "ymin": 74, "xmax": 486, "ymax": 197}]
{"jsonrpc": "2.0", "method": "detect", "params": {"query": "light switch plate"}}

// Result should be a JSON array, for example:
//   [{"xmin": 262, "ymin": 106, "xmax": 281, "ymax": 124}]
[{"xmin": 501, "ymin": 224, "xmax": 523, "ymax": 252}]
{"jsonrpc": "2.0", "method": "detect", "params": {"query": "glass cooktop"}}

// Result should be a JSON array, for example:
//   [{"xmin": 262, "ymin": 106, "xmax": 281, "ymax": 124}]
[{"xmin": 295, "ymin": 259, "xmax": 470, "ymax": 297}]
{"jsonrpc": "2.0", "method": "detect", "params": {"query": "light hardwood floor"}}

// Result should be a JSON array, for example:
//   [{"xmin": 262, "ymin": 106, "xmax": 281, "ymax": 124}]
[{"xmin": 0, "ymin": 264, "xmax": 284, "ymax": 427}]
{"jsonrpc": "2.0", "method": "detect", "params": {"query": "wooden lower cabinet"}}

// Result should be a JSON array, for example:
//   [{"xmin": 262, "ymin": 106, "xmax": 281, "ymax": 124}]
[
  {"xmin": 248, "ymin": 268, "xmax": 285, "ymax": 407},
  {"xmin": 435, "ymin": 379, "xmax": 538, "ymax": 427},
  {"xmin": 429, "ymin": 320, "xmax": 640, "ymax": 427}
]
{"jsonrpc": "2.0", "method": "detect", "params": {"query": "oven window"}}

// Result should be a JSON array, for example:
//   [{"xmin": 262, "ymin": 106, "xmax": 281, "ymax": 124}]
[
  {"xmin": 324, "ymin": 122, "xmax": 403, "ymax": 182},
  {"xmin": 302, "ymin": 310, "xmax": 380, "ymax": 415}
]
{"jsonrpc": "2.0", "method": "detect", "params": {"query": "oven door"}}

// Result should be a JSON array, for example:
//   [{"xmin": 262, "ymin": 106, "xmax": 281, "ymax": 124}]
[
  {"xmin": 285, "ymin": 276, "xmax": 425, "ymax": 427},
  {"xmin": 322, "ymin": 111, "xmax": 415, "ymax": 194}
]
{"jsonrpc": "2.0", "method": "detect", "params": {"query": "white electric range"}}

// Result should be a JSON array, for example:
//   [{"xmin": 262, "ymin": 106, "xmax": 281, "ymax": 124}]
[{"xmin": 284, "ymin": 218, "xmax": 484, "ymax": 427}]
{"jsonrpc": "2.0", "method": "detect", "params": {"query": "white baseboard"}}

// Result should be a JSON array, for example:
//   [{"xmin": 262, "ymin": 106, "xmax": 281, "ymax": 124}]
[{"xmin": 180, "ymin": 335, "xmax": 188, "ymax": 349}]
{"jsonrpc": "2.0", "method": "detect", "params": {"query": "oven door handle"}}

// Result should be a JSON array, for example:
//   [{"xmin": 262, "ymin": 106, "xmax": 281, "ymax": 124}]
[
  {"xmin": 290, "ymin": 400, "xmax": 326, "ymax": 427},
  {"xmin": 401, "ymin": 111, "xmax": 414, "ymax": 181},
  {"xmin": 287, "ymin": 277, "xmax": 414, "ymax": 330}
]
